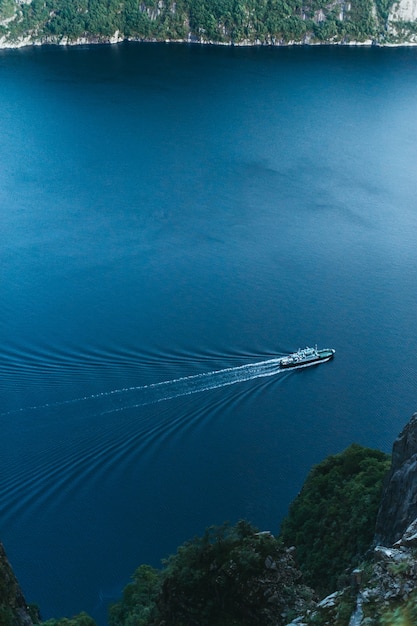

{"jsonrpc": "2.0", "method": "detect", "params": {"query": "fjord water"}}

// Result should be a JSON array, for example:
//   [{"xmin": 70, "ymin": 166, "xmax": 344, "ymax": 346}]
[{"xmin": 1, "ymin": 43, "xmax": 417, "ymax": 622}]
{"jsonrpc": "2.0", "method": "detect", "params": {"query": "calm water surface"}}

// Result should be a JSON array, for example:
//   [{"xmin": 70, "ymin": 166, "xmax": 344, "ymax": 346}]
[{"xmin": 1, "ymin": 43, "xmax": 417, "ymax": 623}]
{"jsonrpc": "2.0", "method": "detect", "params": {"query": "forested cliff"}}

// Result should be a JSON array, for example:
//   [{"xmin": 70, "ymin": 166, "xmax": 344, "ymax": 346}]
[
  {"xmin": 6, "ymin": 412, "xmax": 417, "ymax": 626},
  {"xmin": 0, "ymin": 0, "xmax": 417, "ymax": 49}
]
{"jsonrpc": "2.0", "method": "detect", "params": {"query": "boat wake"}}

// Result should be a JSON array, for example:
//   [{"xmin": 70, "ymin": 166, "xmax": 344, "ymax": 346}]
[
  {"xmin": 0, "ymin": 355, "xmax": 288, "ymax": 527},
  {"xmin": 101, "ymin": 356, "xmax": 287, "ymax": 413},
  {"xmin": 0, "ymin": 346, "xmax": 333, "ymax": 530},
  {"xmin": 1, "ymin": 356, "xmax": 285, "ymax": 418}
]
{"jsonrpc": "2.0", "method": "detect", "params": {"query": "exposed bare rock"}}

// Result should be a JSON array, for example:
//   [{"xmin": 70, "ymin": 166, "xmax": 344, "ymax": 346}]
[
  {"xmin": 375, "ymin": 412, "xmax": 417, "ymax": 546},
  {"xmin": 285, "ymin": 531, "xmax": 417, "ymax": 625},
  {"xmin": 394, "ymin": 517, "xmax": 417, "ymax": 547},
  {"xmin": 389, "ymin": 0, "xmax": 417, "ymax": 22},
  {"xmin": 0, "ymin": 542, "xmax": 35, "ymax": 626}
]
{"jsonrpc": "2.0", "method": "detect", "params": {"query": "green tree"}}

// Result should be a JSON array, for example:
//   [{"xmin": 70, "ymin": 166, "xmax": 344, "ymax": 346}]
[
  {"xmin": 109, "ymin": 565, "xmax": 161, "ymax": 626},
  {"xmin": 0, "ymin": 0, "xmax": 401, "ymax": 45},
  {"xmin": 110, "ymin": 520, "xmax": 313, "ymax": 626},
  {"xmin": 280, "ymin": 443, "xmax": 390, "ymax": 596},
  {"xmin": 0, "ymin": 0, "xmax": 15, "ymax": 20},
  {"xmin": 41, "ymin": 613, "xmax": 97, "ymax": 626}
]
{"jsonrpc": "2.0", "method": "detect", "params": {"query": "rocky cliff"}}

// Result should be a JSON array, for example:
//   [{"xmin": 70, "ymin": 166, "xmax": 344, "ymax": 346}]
[
  {"xmin": 388, "ymin": 0, "xmax": 417, "ymax": 42},
  {"xmin": 389, "ymin": 0, "xmax": 417, "ymax": 20},
  {"xmin": 286, "ymin": 411, "xmax": 417, "ymax": 626},
  {"xmin": 0, "ymin": 0, "xmax": 417, "ymax": 49},
  {"xmin": 286, "ymin": 528, "xmax": 417, "ymax": 625},
  {"xmin": 375, "ymin": 411, "xmax": 417, "ymax": 545},
  {"xmin": 0, "ymin": 542, "xmax": 35, "ymax": 626},
  {"xmin": 4, "ymin": 411, "xmax": 417, "ymax": 626}
]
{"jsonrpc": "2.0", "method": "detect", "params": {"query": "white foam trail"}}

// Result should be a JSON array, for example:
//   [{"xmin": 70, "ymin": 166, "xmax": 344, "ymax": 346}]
[
  {"xmin": 101, "ymin": 358, "xmax": 285, "ymax": 413},
  {"xmin": 1, "ymin": 357, "xmax": 286, "ymax": 417}
]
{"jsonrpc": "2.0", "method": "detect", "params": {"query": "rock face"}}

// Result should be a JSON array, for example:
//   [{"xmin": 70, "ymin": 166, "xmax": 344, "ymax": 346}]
[
  {"xmin": 285, "ymin": 524, "xmax": 417, "ymax": 626},
  {"xmin": 375, "ymin": 412, "xmax": 417, "ymax": 546},
  {"xmin": 387, "ymin": 0, "xmax": 417, "ymax": 42},
  {"xmin": 284, "ymin": 413, "xmax": 417, "ymax": 626},
  {"xmin": 0, "ymin": 542, "xmax": 34, "ymax": 626},
  {"xmin": 389, "ymin": 0, "xmax": 417, "ymax": 22}
]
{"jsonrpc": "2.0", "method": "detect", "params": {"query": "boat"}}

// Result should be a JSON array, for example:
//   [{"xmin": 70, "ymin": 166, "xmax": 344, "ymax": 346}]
[{"xmin": 279, "ymin": 346, "xmax": 335, "ymax": 369}]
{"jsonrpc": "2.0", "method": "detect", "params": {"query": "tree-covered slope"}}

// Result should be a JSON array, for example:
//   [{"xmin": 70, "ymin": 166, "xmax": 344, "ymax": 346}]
[
  {"xmin": 280, "ymin": 443, "xmax": 390, "ymax": 597},
  {"xmin": 1, "ymin": 0, "xmax": 415, "ymax": 48},
  {"xmin": 106, "ymin": 445, "xmax": 390, "ymax": 626},
  {"xmin": 0, "ymin": 440, "xmax": 406, "ymax": 626},
  {"xmin": 109, "ymin": 521, "xmax": 315, "ymax": 626}
]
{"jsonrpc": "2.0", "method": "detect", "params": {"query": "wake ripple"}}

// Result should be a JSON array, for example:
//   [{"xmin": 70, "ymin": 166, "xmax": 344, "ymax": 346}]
[
  {"xmin": 0, "ymin": 356, "xmax": 296, "ymax": 527},
  {"xmin": 100, "ymin": 357, "xmax": 285, "ymax": 413},
  {"xmin": 1, "ymin": 357, "xmax": 284, "ymax": 418}
]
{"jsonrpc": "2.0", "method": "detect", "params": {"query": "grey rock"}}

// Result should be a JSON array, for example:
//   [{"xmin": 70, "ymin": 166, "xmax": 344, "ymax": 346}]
[
  {"xmin": 0, "ymin": 542, "xmax": 34, "ymax": 626},
  {"xmin": 375, "ymin": 412, "xmax": 417, "ymax": 545},
  {"xmin": 393, "ymin": 517, "xmax": 417, "ymax": 547},
  {"xmin": 374, "ymin": 545, "xmax": 408, "ymax": 563},
  {"xmin": 316, "ymin": 591, "xmax": 340, "ymax": 609}
]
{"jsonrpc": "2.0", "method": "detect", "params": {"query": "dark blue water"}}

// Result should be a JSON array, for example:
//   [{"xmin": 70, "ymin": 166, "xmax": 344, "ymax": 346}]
[{"xmin": 1, "ymin": 43, "xmax": 417, "ymax": 623}]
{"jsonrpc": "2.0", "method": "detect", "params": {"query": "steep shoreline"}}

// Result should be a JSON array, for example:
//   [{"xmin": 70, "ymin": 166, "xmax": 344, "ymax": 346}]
[
  {"xmin": 1, "ymin": 34, "xmax": 417, "ymax": 50},
  {"xmin": 1, "ymin": 0, "xmax": 417, "ymax": 51},
  {"xmin": 0, "ymin": 542, "xmax": 35, "ymax": 626},
  {"xmin": 3, "ymin": 411, "xmax": 417, "ymax": 626}
]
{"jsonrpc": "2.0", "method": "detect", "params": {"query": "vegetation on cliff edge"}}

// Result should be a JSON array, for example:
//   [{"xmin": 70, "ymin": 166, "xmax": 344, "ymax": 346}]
[
  {"xmin": 0, "ymin": 0, "xmax": 401, "ymax": 46},
  {"xmin": 109, "ymin": 520, "xmax": 315, "ymax": 626},
  {"xmin": 107, "ymin": 444, "xmax": 390, "ymax": 625},
  {"xmin": 280, "ymin": 443, "xmax": 390, "ymax": 597},
  {"xmin": 1, "ymin": 444, "xmax": 390, "ymax": 626}
]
